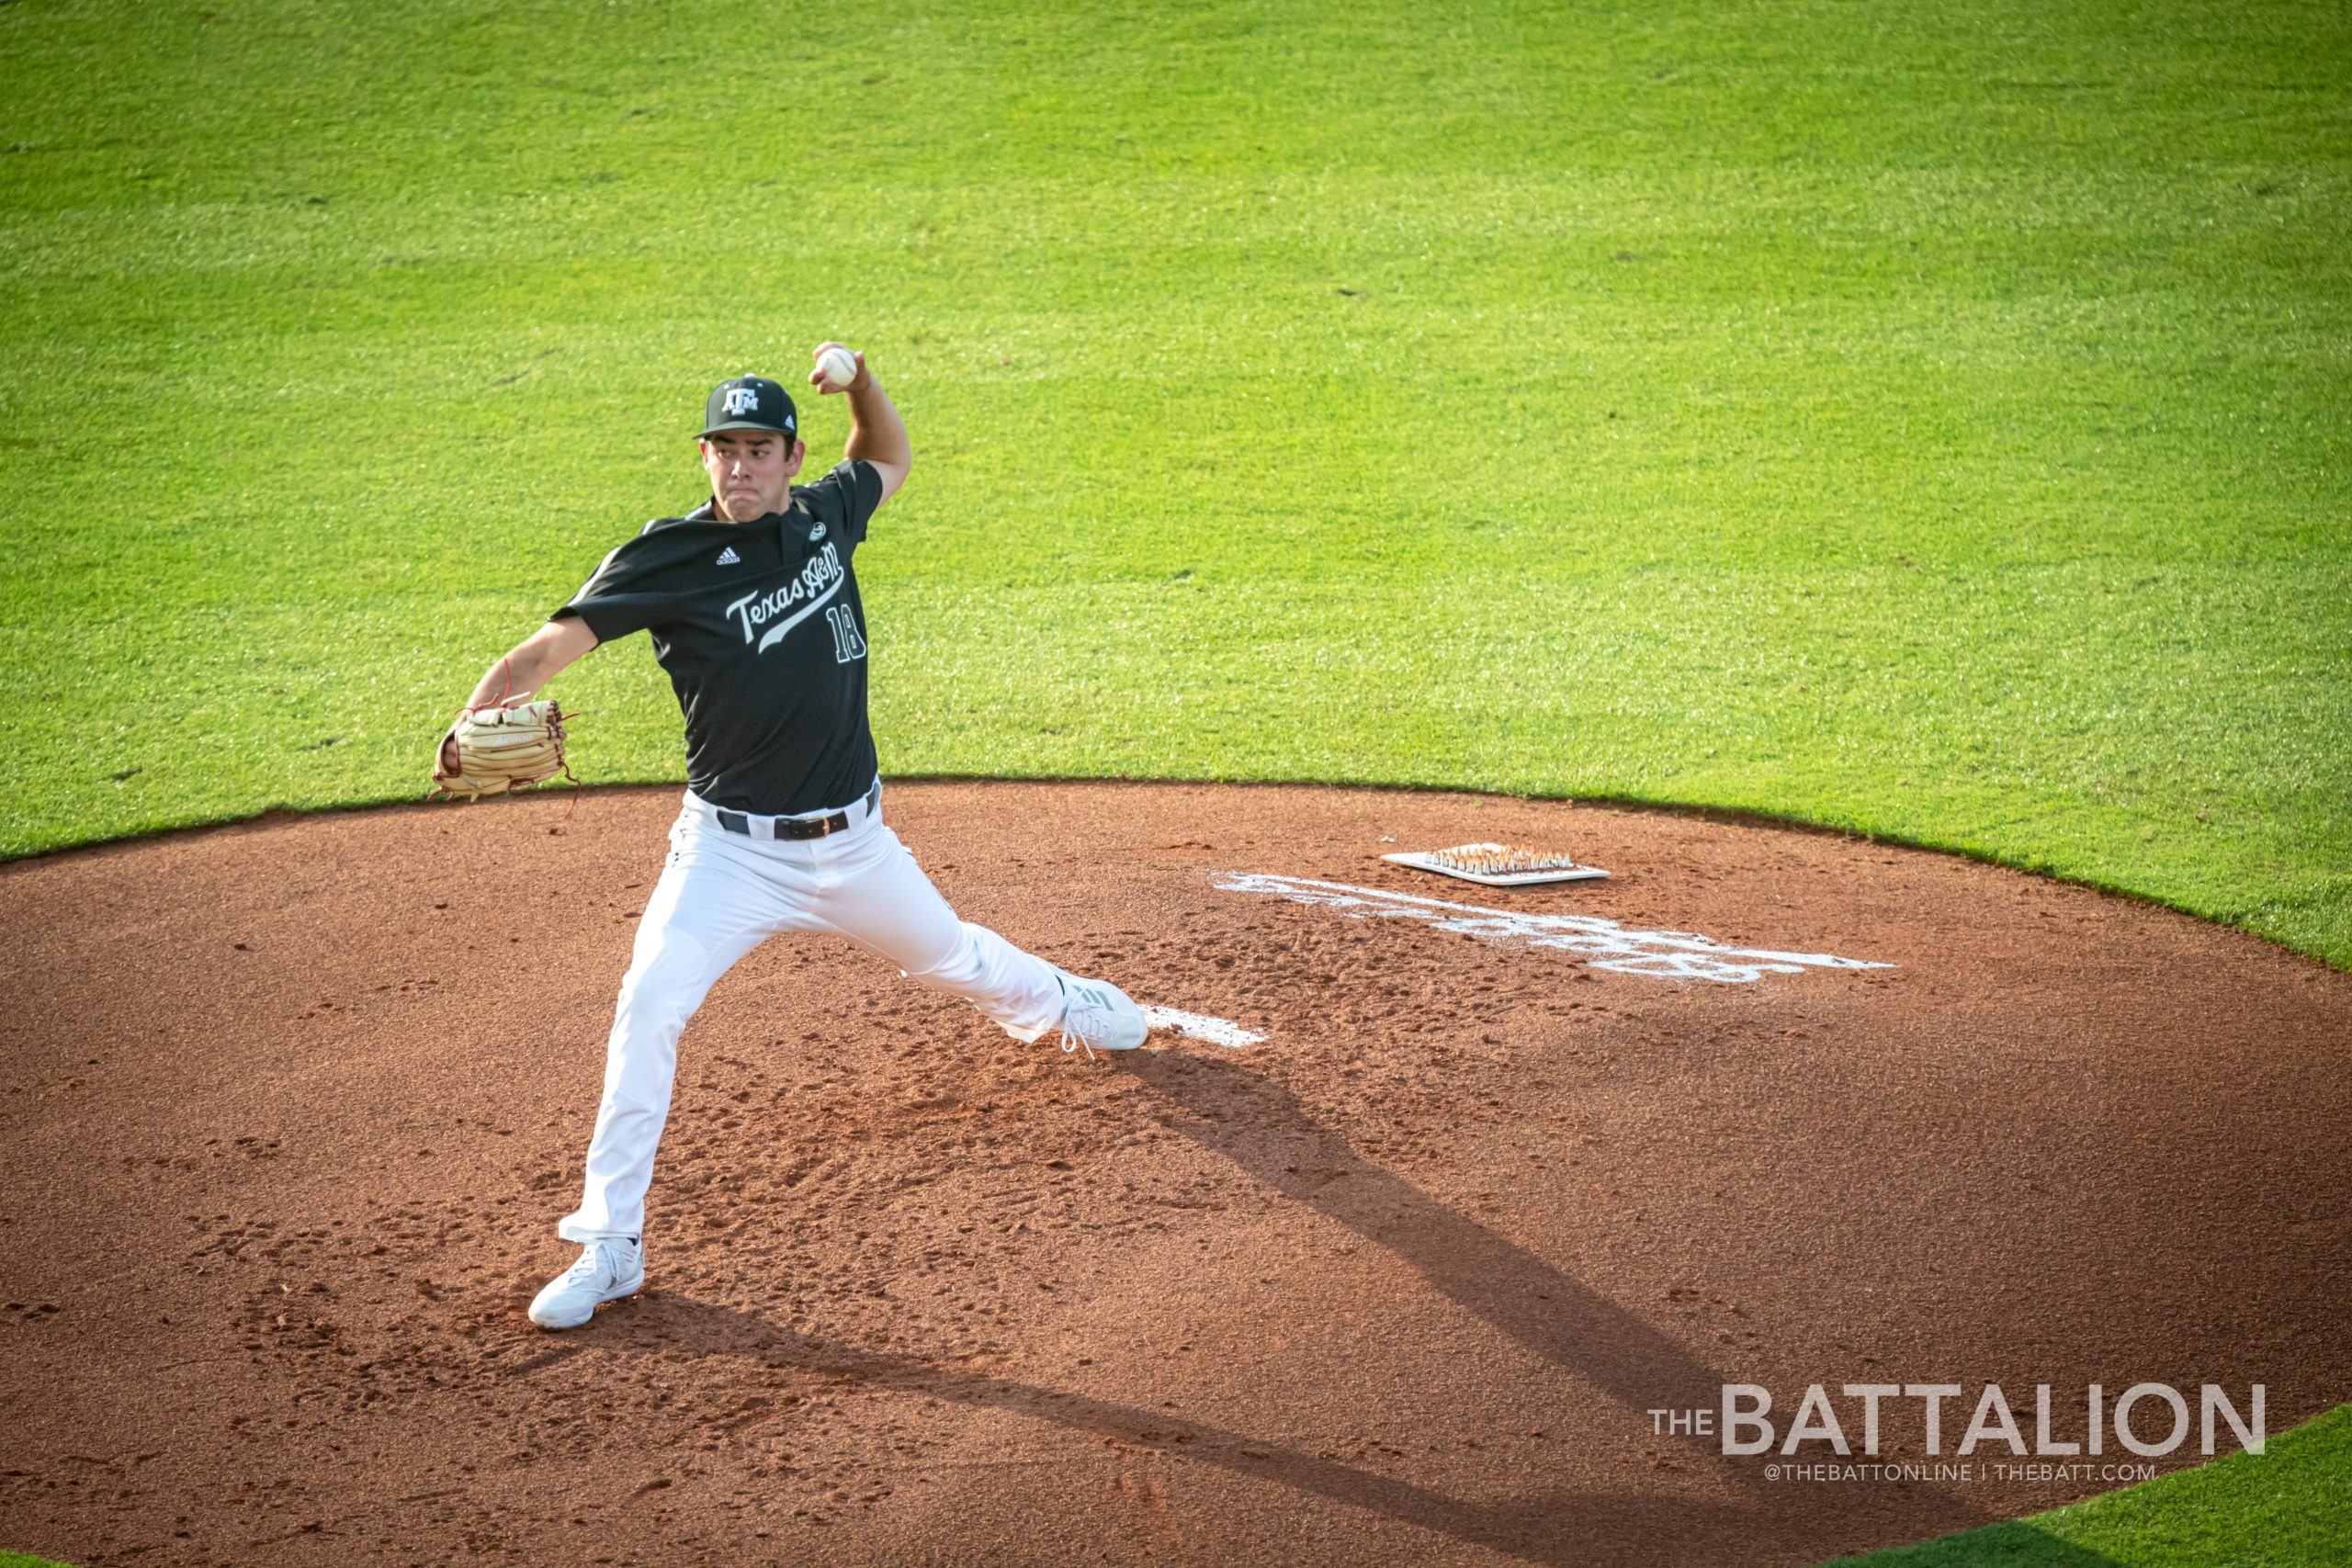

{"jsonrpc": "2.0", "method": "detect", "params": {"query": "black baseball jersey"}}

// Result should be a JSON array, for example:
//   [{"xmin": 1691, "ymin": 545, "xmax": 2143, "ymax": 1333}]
[{"xmin": 554, "ymin": 459, "xmax": 886, "ymax": 816}]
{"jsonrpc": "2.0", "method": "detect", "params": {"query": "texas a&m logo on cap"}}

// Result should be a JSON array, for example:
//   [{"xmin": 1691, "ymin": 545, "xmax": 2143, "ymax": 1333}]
[{"xmin": 701, "ymin": 374, "xmax": 798, "ymax": 438}]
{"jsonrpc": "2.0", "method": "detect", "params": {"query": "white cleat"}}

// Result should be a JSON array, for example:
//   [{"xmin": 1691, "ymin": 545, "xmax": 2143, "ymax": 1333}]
[
  {"xmin": 1051, "ymin": 967, "xmax": 1149, "ymax": 1058},
  {"xmin": 527, "ymin": 1237, "xmax": 645, "ymax": 1330}
]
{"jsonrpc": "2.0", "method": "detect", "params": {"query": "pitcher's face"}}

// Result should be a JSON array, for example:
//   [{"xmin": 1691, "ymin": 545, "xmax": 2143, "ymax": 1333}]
[{"xmin": 701, "ymin": 430, "xmax": 803, "ymax": 521}]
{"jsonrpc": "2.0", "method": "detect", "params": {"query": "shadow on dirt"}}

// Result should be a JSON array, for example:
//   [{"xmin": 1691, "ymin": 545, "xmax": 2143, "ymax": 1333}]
[{"xmin": 520, "ymin": 1053, "xmax": 2130, "ymax": 1566}]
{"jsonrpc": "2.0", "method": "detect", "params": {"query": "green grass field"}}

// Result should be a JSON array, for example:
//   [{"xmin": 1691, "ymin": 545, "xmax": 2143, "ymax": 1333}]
[
  {"xmin": 5, "ymin": 0, "xmax": 2347, "ymax": 964},
  {"xmin": 1829, "ymin": 1404, "xmax": 2352, "ymax": 1566},
  {"xmin": 3, "ymin": 0, "xmax": 2346, "ymax": 1560}
]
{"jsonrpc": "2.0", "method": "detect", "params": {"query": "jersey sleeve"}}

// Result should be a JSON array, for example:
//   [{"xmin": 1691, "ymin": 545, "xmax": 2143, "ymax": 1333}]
[
  {"xmin": 552, "ymin": 532, "xmax": 678, "ymax": 641},
  {"xmin": 805, "ymin": 458, "xmax": 886, "ymax": 544}
]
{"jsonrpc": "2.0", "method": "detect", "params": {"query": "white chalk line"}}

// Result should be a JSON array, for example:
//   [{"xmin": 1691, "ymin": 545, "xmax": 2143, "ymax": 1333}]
[
  {"xmin": 1212, "ymin": 871, "xmax": 1892, "ymax": 985},
  {"xmin": 1140, "ymin": 1005, "xmax": 1264, "ymax": 1048}
]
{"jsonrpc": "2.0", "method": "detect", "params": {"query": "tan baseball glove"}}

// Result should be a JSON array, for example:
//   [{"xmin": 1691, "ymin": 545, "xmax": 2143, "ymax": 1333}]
[{"xmin": 431, "ymin": 699, "xmax": 574, "ymax": 801}]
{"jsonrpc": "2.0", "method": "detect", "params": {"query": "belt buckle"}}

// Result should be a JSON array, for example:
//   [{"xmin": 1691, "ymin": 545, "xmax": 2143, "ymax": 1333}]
[{"xmin": 718, "ymin": 784, "xmax": 876, "ymax": 841}]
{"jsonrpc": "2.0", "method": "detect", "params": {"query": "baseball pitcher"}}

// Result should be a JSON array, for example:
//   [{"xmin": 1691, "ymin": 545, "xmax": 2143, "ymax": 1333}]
[{"xmin": 435, "ymin": 344, "xmax": 1150, "ymax": 1330}]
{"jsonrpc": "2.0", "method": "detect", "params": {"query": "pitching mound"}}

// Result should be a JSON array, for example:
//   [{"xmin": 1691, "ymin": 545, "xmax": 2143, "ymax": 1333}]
[{"xmin": 4, "ymin": 782, "xmax": 2346, "ymax": 1566}]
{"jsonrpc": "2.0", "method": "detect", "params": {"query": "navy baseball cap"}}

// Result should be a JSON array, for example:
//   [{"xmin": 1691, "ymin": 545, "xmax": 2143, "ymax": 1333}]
[{"xmin": 699, "ymin": 374, "xmax": 799, "ymax": 441}]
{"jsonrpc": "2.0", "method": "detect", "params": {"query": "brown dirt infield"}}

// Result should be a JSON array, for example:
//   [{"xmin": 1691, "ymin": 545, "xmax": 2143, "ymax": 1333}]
[{"xmin": 3, "ymin": 780, "xmax": 2347, "ymax": 1567}]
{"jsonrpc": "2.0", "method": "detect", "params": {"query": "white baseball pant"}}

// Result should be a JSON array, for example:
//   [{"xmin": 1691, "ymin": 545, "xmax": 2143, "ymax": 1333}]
[{"xmin": 556, "ymin": 781, "xmax": 1065, "ymax": 1243}]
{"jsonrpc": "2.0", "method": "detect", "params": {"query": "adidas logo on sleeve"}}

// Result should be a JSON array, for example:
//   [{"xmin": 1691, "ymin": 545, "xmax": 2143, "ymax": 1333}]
[{"xmin": 715, "ymin": 546, "xmax": 741, "ymax": 566}]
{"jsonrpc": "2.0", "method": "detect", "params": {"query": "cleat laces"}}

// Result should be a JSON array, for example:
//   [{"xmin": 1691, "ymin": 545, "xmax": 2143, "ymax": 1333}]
[
  {"xmin": 1055, "ymin": 972, "xmax": 1107, "ymax": 1061},
  {"xmin": 569, "ymin": 1239, "xmax": 633, "ymax": 1287}
]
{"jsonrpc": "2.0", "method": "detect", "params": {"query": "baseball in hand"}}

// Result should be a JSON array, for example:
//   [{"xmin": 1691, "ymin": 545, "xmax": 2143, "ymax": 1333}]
[{"xmin": 814, "ymin": 345, "xmax": 858, "ymax": 392}]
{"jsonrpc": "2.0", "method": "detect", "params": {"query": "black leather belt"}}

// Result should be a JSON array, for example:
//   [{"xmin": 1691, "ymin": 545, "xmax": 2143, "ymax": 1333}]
[{"xmin": 715, "ymin": 779, "xmax": 881, "ymax": 840}]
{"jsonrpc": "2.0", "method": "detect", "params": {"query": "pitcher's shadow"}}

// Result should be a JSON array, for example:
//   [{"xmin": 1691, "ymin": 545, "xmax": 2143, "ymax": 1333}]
[
  {"xmin": 1120, "ymin": 1047, "xmax": 1728, "ymax": 1412},
  {"xmin": 538, "ymin": 1297, "xmax": 1887, "ymax": 1568},
  {"xmin": 526, "ymin": 1051, "xmax": 2120, "ymax": 1564}
]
